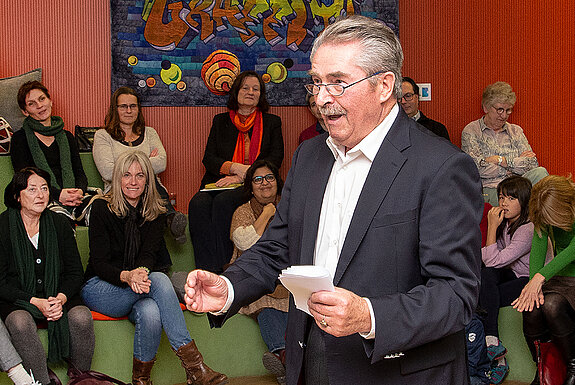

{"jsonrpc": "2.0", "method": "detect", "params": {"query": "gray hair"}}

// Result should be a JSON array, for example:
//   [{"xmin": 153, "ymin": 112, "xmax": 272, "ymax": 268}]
[
  {"xmin": 482, "ymin": 81, "xmax": 517, "ymax": 108},
  {"xmin": 310, "ymin": 15, "xmax": 404, "ymax": 97}
]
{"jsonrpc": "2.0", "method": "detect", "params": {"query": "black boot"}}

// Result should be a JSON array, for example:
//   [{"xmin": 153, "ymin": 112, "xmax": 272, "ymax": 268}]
[
  {"xmin": 525, "ymin": 336, "xmax": 541, "ymax": 385},
  {"xmin": 553, "ymin": 332, "xmax": 575, "ymax": 385}
]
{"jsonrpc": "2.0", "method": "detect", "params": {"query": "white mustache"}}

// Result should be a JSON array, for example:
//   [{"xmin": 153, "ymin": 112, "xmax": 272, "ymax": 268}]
[{"xmin": 319, "ymin": 105, "xmax": 346, "ymax": 116}]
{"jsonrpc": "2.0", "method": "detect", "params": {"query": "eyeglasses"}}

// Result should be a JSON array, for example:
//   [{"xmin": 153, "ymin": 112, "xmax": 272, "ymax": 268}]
[
  {"xmin": 493, "ymin": 106, "xmax": 513, "ymax": 116},
  {"xmin": 304, "ymin": 71, "xmax": 382, "ymax": 97},
  {"xmin": 118, "ymin": 104, "xmax": 138, "ymax": 111},
  {"xmin": 252, "ymin": 174, "xmax": 276, "ymax": 184},
  {"xmin": 398, "ymin": 92, "xmax": 416, "ymax": 102}
]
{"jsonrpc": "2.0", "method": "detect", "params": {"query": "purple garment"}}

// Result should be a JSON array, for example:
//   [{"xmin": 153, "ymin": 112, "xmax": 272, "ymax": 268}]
[{"xmin": 482, "ymin": 222, "xmax": 532, "ymax": 277}]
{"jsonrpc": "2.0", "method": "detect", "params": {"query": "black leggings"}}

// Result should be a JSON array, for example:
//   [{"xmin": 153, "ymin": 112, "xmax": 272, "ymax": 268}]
[
  {"xmin": 479, "ymin": 267, "xmax": 528, "ymax": 336},
  {"xmin": 522, "ymin": 292, "xmax": 575, "ymax": 362}
]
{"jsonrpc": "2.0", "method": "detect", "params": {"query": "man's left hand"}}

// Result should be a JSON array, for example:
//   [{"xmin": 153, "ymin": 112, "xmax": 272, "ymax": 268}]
[{"xmin": 308, "ymin": 287, "xmax": 371, "ymax": 337}]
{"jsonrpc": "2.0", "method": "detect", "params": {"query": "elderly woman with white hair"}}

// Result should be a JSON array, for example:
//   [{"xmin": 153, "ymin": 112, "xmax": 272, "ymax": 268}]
[
  {"xmin": 81, "ymin": 151, "xmax": 227, "ymax": 385},
  {"xmin": 462, "ymin": 81, "xmax": 548, "ymax": 205}
]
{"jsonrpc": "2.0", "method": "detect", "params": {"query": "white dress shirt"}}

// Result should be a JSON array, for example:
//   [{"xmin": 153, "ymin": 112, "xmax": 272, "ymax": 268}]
[{"xmin": 217, "ymin": 104, "xmax": 400, "ymax": 340}]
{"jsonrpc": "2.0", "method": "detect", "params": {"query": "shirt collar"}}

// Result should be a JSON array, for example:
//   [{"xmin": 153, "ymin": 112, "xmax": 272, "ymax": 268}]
[
  {"xmin": 480, "ymin": 116, "xmax": 508, "ymax": 133},
  {"xmin": 412, "ymin": 110, "xmax": 421, "ymax": 121},
  {"xmin": 326, "ymin": 103, "xmax": 399, "ymax": 163}
]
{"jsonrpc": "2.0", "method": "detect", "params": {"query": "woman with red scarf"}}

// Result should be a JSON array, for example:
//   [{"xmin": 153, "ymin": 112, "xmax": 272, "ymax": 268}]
[{"xmin": 188, "ymin": 71, "xmax": 284, "ymax": 274}]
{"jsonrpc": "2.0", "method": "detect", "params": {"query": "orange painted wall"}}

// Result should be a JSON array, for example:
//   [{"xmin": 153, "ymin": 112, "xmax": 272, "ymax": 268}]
[
  {"xmin": 399, "ymin": 0, "xmax": 575, "ymax": 176},
  {"xmin": 2, "ymin": 1, "xmax": 573, "ymax": 213}
]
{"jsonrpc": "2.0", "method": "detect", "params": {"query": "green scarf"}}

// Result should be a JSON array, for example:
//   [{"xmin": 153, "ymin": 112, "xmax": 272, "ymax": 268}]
[
  {"xmin": 9, "ymin": 208, "xmax": 70, "ymax": 363},
  {"xmin": 22, "ymin": 116, "xmax": 75, "ymax": 191}
]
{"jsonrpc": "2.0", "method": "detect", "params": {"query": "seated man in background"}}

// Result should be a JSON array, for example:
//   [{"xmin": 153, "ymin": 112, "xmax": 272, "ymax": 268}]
[
  {"xmin": 399, "ymin": 76, "xmax": 450, "ymax": 141},
  {"xmin": 461, "ymin": 81, "xmax": 548, "ymax": 205},
  {"xmin": 298, "ymin": 93, "xmax": 326, "ymax": 144}
]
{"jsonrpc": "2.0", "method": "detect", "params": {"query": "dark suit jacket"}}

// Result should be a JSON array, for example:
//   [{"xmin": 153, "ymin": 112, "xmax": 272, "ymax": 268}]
[
  {"xmin": 216, "ymin": 110, "xmax": 483, "ymax": 384},
  {"xmin": 417, "ymin": 111, "xmax": 450, "ymax": 141},
  {"xmin": 200, "ymin": 112, "xmax": 284, "ymax": 187}
]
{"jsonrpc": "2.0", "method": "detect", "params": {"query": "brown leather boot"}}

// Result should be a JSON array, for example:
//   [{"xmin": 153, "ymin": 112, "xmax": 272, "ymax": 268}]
[
  {"xmin": 132, "ymin": 357, "xmax": 156, "ymax": 385},
  {"xmin": 173, "ymin": 341, "xmax": 228, "ymax": 385}
]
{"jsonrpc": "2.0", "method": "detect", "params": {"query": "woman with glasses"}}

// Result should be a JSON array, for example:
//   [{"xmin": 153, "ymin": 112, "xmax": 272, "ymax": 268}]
[
  {"xmin": 461, "ymin": 81, "xmax": 548, "ymax": 205},
  {"xmin": 0, "ymin": 167, "xmax": 94, "ymax": 385},
  {"xmin": 228, "ymin": 160, "xmax": 288, "ymax": 385},
  {"xmin": 11, "ymin": 81, "xmax": 88, "ymax": 220},
  {"xmin": 188, "ymin": 71, "xmax": 284, "ymax": 274},
  {"xmin": 93, "ymin": 87, "xmax": 187, "ymax": 244}
]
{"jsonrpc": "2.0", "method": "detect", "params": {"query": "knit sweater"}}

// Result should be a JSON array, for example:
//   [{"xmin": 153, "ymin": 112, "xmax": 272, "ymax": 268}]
[
  {"xmin": 530, "ymin": 222, "xmax": 575, "ymax": 279},
  {"xmin": 92, "ymin": 127, "xmax": 166, "ymax": 192}
]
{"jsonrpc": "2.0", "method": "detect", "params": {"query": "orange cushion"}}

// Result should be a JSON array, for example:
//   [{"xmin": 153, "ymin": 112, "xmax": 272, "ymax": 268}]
[{"xmin": 90, "ymin": 303, "xmax": 187, "ymax": 321}]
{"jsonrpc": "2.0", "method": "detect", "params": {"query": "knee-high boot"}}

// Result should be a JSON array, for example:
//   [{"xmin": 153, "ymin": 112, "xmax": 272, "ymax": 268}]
[
  {"xmin": 132, "ymin": 357, "xmax": 156, "ymax": 385},
  {"xmin": 173, "ymin": 341, "xmax": 228, "ymax": 385},
  {"xmin": 553, "ymin": 332, "xmax": 575, "ymax": 385},
  {"xmin": 525, "ymin": 336, "xmax": 541, "ymax": 385}
]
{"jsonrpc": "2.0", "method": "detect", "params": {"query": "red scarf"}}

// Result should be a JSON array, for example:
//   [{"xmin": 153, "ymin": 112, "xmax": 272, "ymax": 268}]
[{"xmin": 229, "ymin": 109, "xmax": 263, "ymax": 165}]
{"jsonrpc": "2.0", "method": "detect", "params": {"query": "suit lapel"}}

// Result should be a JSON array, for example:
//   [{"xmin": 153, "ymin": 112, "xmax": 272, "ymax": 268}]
[
  {"xmin": 333, "ymin": 114, "xmax": 411, "ymax": 285},
  {"xmin": 299, "ymin": 141, "xmax": 334, "ymax": 265}
]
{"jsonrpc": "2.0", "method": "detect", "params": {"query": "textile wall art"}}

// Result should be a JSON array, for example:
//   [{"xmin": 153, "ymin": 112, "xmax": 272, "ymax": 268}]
[{"xmin": 110, "ymin": 0, "xmax": 399, "ymax": 106}]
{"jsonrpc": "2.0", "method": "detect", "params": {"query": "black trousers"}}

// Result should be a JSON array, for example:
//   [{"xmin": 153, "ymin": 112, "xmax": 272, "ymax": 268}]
[
  {"xmin": 188, "ymin": 187, "xmax": 246, "ymax": 273},
  {"xmin": 478, "ymin": 267, "xmax": 528, "ymax": 336}
]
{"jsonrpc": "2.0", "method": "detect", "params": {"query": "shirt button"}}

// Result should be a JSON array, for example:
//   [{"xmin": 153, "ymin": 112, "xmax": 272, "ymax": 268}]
[
  {"xmin": 332, "ymin": 240, "xmax": 337, "ymax": 245},
  {"xmin": 36, "ymin": 258, "xmax": 42, "ymax": 264},
  {"xmin": 37, "ymin": 279, "xmax": 42, "ymax": 284}
]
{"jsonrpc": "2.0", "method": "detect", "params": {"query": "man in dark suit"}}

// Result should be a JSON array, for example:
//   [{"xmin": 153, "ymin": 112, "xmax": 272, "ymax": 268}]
[
  {"xmin": 399, "ymin": 76, "xmax": 451, "ymax": 141},
  {"xmin": 185, "ymin": 15, "xmax": 483, "ymax": 385}
]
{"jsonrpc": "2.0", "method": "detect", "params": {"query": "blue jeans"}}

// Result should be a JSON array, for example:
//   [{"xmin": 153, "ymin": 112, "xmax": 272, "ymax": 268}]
[
  {"xmin": 81, "ymin": 272, "xmax": 192, "ymax": 361},
  {"xmin": 257, "ymin": 308, "xmax": 288, "ymax": 353}
]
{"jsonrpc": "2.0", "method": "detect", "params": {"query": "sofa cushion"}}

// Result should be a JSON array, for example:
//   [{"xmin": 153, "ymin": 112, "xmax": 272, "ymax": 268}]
[{"xmin": 0, "ymin": 68, "xmax": 42, "ymax": 131}]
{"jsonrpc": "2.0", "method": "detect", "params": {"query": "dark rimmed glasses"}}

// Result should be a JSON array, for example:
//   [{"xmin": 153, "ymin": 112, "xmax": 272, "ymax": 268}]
[
  {"xmin": 304, "ymin": 71, "xmax": 383, "ymax": 97},
  {"xmin": 398, "ymin": 92, "xmax": 416, "ymax": 102},
  {"xmin": 252, "ymin": 174, "xmax": 276, "ymax": 184},
  {"xmin": 493, "ymin": 106, "xmax": 513, "ymax": 116}
]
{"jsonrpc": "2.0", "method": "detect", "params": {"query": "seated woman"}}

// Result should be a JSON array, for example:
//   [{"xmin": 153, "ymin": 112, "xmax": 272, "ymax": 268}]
[
  {"xmin": 228, "ymin": 160, "xmax": 288, "ymax": 385},
  {"xmin": 478, "ymin": 176, "xmax": 533, "ymax": 378},
  {"xmin": 93, "ymin": 86, "xmax": 187, "ymax": 243},
  {"xmin": 189, "ymin": 71, "xmax": 284, "ymax": 274},
  {"xmin": 81, "ymin": 151, "xmax": 227, "ymax": 385},
  {"xmin": 11, "ymin": 81, "xmax": 88, "ymax": 219},
  {"xmin": 461, "ymin": 81, "xmax": 548, "ymax": 205},
  {"xmin": 512, "ymin": 175, "xmax": 575, "ymax": 385},
  {"xmin": 0, "ymin": 167, "xmax": 94, "ymax": 385},
  {"xmin": 0, "ymin": 318, "xmax": 34, "ymax": 385}
]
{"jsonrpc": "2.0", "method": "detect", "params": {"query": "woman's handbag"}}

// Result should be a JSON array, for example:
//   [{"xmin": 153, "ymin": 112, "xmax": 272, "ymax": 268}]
[
  {"xmin": 536, "ymin": 340, "xmax": 567, "ymax": 385},
  {"xmin": 67, "ymin": 365, "xmax": 128, "ymax": 385}
]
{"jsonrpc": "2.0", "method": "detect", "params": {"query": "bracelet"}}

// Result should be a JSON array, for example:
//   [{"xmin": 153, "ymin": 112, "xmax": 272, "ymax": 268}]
[{"xmin": 137, "ymin": 266, "xmax": 151, "ymax": 274}]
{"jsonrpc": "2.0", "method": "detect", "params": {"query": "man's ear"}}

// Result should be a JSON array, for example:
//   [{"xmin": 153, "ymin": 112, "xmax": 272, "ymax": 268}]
[{"xmin": 379, "ymin": 72, "xmax": 396, "ymax": 103}]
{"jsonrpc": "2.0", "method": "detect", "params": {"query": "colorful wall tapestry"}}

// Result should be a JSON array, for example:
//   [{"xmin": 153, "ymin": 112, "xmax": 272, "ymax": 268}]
[{"xmin": 111, "ymin": 0, "xmax": 399, "ymax": 106}]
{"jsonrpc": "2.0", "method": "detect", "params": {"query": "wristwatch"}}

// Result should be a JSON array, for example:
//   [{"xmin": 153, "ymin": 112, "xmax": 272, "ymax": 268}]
[{"xmin": 497, "ymin": 156, "xmax": 503, "ymax": 166}]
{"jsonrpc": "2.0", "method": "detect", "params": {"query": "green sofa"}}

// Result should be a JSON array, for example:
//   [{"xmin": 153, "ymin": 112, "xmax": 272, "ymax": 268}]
[
  {"xmin": 0, "ymin": 154, "xmax": 268, "ymax": 385},
  {"xmin": 0, "ymin": 154, "xmax": 536, "ymax": 384}
]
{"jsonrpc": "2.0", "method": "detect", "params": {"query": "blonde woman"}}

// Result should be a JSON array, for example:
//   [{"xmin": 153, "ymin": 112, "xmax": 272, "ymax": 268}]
[
  {"xmin": 512, "ymin": 175, "xmax": 575, "ymax": 385},
  {"xmin": 81, "ymin": 151, "xmax": 227, "ymax": 385}
]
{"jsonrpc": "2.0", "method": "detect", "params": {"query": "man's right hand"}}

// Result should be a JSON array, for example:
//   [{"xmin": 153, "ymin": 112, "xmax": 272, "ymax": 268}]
[{"xmin": 184, "ymin": 270, "xmax": 228, "ymax": 313}]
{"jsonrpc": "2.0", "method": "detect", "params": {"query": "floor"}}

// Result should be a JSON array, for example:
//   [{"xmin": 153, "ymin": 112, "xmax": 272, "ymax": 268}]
[
  {"xmin": 175, "ymin": 375, "xmax": 278, "ymax": 385},
  {"xmin": 175, "ymin": 376, "xmax": 528, "ymax": 385}
]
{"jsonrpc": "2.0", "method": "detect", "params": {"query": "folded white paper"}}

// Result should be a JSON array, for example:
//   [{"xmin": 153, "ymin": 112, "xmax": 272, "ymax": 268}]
[{"xmin": 279, "ymin": 265, "xmax": 335, "ymax": 315}]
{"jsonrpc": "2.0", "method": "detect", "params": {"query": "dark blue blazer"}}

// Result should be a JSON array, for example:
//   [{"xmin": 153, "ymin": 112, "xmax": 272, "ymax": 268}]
[{"xmin": 216, "ymin": 109, "xmax": 483, "ymax": 385}]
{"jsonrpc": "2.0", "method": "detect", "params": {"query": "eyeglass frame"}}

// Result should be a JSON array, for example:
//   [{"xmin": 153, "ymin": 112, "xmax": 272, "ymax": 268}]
[
  {"xmin": 398, "ymin": 92, "xmax": 417, "ymax": 102},
  {"xmin": 117, "ymin": 103, "xmax": 139, "ymax": 111},
  {"xmin": 304, "ymin": 71, "xmax": 383, "ymax": 97},
  {"xmin": 492, "ymin": 106, "xmax": 513, "ymax": 116},
  {"xmin": 252, "ymin": 174, "xmax": 276, "ymax": 184}
]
